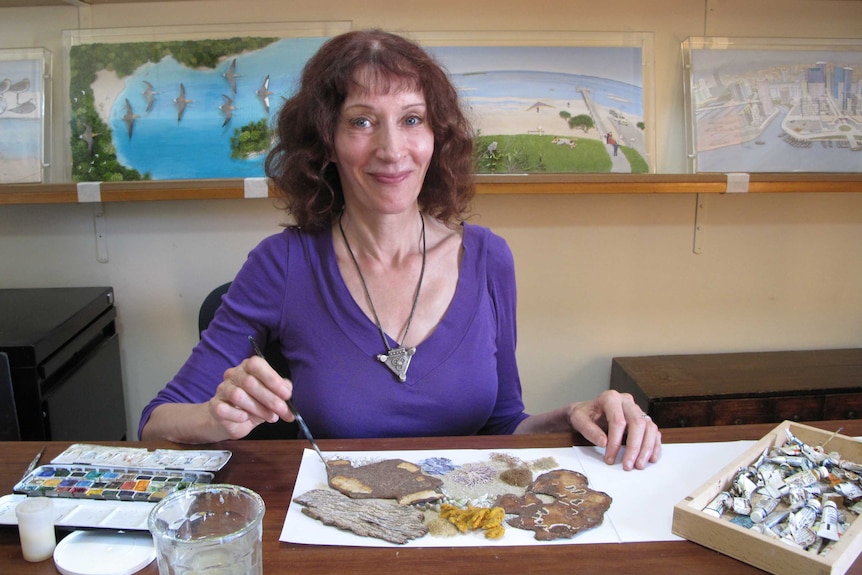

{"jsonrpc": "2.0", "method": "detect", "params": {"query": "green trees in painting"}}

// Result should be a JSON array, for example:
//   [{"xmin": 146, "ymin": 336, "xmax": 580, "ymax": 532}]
[
  {"xmin": 559, "ymin": 110, "xmax": 595, "ymax": 133},
  {"xmin": 230, "ymin": 119, "xmax": 271, "ymax": 159}
]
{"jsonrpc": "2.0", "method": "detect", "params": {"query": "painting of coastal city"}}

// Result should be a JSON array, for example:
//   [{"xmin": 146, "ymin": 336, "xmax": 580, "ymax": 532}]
[
  {"xmin": 684, "ymin": 37, "xmax": 862, "ymax": 173},
  {"xmin": 422, "ymin": 31, "xmax": 653, "ymax": 174},
  {"xmin": 63, "ymin": 22, "xmax": 349, "ymax": 182},
  {"xmin": 0, "ymin": 48, "xmax": 50, "ymax": 184}
]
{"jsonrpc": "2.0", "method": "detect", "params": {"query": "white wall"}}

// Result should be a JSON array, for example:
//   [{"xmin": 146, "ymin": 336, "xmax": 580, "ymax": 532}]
[{"xmin": 1, "ymin": 0, "xmax": 861, "ymax": 439}]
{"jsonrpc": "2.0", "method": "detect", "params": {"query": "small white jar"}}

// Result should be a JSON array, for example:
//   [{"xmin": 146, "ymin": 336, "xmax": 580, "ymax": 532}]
[{"xmin": 15, "ymin": 498, "xmax": 56, "ymax": 562}]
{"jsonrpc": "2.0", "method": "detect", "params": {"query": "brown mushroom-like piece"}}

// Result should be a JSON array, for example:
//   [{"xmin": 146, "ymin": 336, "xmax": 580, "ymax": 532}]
[{"xmin": 495, "ymin": 469, "xmax": 612, "ymax": 541}]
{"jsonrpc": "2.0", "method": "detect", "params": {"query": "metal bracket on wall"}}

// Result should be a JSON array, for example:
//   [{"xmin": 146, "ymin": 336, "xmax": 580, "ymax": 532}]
[
  {"xmin": 93, "ymin": 203, "xmax": 109, "ymax": 263},
  {"xmin": 693, "ymin": 193, "xmax": 707, "ymax": 255},
  {"xmin": 65, "ymin": 0, "xmax": 93, "ymax": 28}
]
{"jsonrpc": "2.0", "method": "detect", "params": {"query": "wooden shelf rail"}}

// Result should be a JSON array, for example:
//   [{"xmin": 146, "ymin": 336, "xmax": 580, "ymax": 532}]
[{"xmin": 1, "ymin": 173, "xmax": 861, "ymax": 205}]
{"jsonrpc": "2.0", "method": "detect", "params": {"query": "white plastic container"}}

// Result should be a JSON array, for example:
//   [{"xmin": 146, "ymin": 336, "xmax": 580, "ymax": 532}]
[{"xmin": 15, "ymin": 497, "xmax": 56, "ymax": 562}]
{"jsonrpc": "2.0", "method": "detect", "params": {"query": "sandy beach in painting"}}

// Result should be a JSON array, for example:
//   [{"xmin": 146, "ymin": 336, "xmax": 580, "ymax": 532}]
[
  {"xmin": 91, "ymin": 69, "xmax": 125, "ymax": 124},
  {"xmin": 465, "ymin": 96, "xmax": 603, "ymax": 140}
]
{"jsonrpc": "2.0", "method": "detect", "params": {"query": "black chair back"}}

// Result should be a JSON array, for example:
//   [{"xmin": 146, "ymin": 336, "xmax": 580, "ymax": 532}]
[
  {"xmin": 0, "ymin": 352, "xmax": 22, "ymax": 441},
  {"xmin": 199, "ymin": 282, "xmax": 233, "ymax": 338},
  {"xmin": 199, "ymin": 283, "xmax": 298, "ymax": 440}
]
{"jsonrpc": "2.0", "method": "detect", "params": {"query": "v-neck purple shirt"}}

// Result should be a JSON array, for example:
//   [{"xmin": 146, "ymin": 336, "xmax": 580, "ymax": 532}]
[{"xmin": 138, "ymin": 222, "xmax": 527, "ymax": 439}]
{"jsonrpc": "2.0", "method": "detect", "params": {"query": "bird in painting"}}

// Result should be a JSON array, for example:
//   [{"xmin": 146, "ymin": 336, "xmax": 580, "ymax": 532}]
[
  {"xmin": 142, "ymin": 81, "xmax": 158, "ymax": 113},
  {"xmin": 80, "ymin": 122, "xmax": 100, "ymax": 154},
  {"xmin": 223, "ymin": 59, "xmax": 239, "ymax": 94},
  {"xmin": 122, "ymin": 98, "xmax": 139, "ymax": 139},
  {"xmin": 0, "ymin": 78, "xmax": 10, "ymax": 94},
  {"xmin": 9, "ymin": 99, "xmax": 36, "ymax": 115},
  {"xmin": 173, "ymin": 83, "xmax": 192, "ymax": 123},
  {"xmin": 8, "ymin": 78, "xmax": 30, "ymax": 103},
  {"xmin": 256, "ymin": 75, "xmax": 274, "ymax": 114},
  {"xmin": 219, "ymin": 94, "xmax": 236, "ymax": 127}
]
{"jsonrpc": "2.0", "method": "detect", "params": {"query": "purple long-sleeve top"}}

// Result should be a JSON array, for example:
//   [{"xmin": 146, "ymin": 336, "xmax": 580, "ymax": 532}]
[{"xmin": 138, "ymin": 221, "xmax": 528, "ymax": 439}]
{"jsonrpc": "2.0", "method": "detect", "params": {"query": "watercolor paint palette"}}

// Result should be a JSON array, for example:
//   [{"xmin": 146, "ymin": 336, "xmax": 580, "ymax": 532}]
[
  {"xmin": 11, "ymin": 444, "xmax": 231, "ymax": 503},
  {"xmin": 13, "ymin": 465, "xmax": 214, "ymax": 502}
]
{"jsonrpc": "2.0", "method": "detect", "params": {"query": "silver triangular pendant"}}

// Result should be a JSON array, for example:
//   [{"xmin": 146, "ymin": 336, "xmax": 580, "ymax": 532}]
[{"xmin": 377, "ymin": 346, "xmax": 416, "ymax": 383}]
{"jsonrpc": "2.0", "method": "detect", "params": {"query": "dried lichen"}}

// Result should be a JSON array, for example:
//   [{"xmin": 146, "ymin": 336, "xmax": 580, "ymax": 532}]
[{"xmin": 439, "ymin": 504, "xmax": 506, "ymax": 539}]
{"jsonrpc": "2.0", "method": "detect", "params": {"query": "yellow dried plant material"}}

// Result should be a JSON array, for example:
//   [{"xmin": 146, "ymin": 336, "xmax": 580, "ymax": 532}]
[{"xmin": 439, "ymin": 503, "xmax": 506, "ymax": 539}]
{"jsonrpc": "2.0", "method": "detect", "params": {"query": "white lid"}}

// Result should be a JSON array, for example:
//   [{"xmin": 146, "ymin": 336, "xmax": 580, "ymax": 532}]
[{"xmin": 53, "ymin": 530, "xmax": 155, "ymax": 575}]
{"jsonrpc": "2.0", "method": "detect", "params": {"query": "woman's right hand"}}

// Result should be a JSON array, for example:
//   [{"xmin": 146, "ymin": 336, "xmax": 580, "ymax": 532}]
[{"xmin": 207, "ymin": 355, "xmax": 294, "ymax": 439}]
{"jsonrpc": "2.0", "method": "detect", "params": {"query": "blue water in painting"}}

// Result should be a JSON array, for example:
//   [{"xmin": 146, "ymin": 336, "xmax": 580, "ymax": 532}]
[
  {"xmin": 0, "ymin": 118, "xmax": 40, "ymax": 159},
  {"xmin": 109, "ymin": 38, "xmax": 326, "ymax": 180},
  {"xmin": 109, "ymin": 39, "xmax": 643, "ymax": 179},
  {"xmin": 450, "ymin": 70, "xmax": 643, "ymax": 118}
]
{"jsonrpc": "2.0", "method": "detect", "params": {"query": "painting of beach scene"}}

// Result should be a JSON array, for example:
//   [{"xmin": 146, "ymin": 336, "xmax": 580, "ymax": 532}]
[
  {"xmin": 421, "ymin": 31, "xmax": 653, "ymax": 174},
  {"xmin": 0, "ymin": 48, "xmax": 50, "ymax": 184},
  {"xmin": 684, "ymin": 37, "xmax": 862, "ymax": 173},
  {"xmin": 64, "ymin": 22, "xmax": 349, "ymax": 182}
]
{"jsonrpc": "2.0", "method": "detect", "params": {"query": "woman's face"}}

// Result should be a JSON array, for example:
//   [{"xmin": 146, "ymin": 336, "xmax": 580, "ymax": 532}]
[{"xmin": 332, "ymin": 72, "xmax": 434, "ymax": 217}]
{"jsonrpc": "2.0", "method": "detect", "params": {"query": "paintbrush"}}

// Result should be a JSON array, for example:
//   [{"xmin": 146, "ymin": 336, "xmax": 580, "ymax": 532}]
[
  {"xmin": 23, "ymin": 445, "xmax": 45, "ymax": 477},
  {"xmin": 247, "ymin": 336, "xmax": 329, "ymax": 469}
]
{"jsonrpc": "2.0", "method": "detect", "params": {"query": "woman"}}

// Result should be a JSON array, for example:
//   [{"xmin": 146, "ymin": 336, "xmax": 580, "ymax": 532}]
[{"xmin": 139, "ymin": 29, "xmax": 661, "ymax": 471}]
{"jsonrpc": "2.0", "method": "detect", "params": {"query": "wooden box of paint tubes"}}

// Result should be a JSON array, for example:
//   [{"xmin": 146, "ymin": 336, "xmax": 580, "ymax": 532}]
[{"xmin": 673, "ymin": 421, "xmax": 862, "ymax": 575}]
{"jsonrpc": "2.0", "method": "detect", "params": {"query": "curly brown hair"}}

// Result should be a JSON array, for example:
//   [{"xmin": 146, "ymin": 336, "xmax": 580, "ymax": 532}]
[{"xmin": 264, "ymin": 29, "xmax": 476, "ymax": 232}]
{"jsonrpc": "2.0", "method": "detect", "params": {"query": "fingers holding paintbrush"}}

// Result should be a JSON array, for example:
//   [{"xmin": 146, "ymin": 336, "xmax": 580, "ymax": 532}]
[{"xmin": 248, "ymin": 336, "xmax": 329, "ymax": 469}]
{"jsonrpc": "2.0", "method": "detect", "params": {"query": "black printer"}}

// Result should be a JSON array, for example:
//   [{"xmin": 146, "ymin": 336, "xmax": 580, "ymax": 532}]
[{"xmin": 0, "ymin": 287, "xmax": 126, "ymax": 440}]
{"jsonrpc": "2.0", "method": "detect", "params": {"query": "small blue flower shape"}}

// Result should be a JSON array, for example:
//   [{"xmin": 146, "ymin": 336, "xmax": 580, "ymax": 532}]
[{"xmin": 419, "ymin": 457, "xmax": 459, "ymax": 475}]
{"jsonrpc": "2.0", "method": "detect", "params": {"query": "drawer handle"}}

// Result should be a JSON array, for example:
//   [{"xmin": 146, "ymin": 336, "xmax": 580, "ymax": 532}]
[
  {"xmin": 733, "ymin": 418, "xmax": 743, "ymax": 425},
  {"xmin": 848, "ymin": 411, "xmax": 858, "ymax": 419}
]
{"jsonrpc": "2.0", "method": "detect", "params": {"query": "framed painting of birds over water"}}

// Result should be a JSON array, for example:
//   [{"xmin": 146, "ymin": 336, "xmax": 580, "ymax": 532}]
[
  {"xmin": 0, "ymin": 48, "xmax": 51, "ymax": 184},
  {"xmin": 63, "ymin": 21, "xmax": 350, "ymax": 182}
]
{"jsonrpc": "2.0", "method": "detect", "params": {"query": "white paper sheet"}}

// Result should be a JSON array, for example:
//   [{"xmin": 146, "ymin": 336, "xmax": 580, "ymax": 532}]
[
  {"xmin": 279, "ymin": 441, "xmax": 755, "ymax": 547},
  {"xmin": 575, "ymin": 441, "xmax": 756, "ymax": 542}
]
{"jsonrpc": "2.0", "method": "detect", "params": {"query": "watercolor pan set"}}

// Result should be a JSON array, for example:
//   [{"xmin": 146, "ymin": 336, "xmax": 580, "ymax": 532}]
[
  {"xmin": 14, "ymin": 465, "xmax": 213, "ymax": 502},
  {"xmin": 12, "ymin": 443, "xmax": 231, "ymax": 503}
]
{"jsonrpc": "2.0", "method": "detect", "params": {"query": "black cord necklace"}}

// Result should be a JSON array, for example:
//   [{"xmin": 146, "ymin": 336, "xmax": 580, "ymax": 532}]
[{"xmin": 338, "ymin": 211, "xmax": 426, "ymax": 382}]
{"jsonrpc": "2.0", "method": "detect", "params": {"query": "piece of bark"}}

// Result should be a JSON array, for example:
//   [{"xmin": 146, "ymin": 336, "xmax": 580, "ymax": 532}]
[
  {"xmin": 326, "ymin": 458, "xmax": 443, "ymax": 505},
  {"xmin": 294, "ymin": 489, "xmax": 428, "ymax": 544},
  {"xmin": 495, "ymin": 469, "xmax": 612, "ymax": 541}
]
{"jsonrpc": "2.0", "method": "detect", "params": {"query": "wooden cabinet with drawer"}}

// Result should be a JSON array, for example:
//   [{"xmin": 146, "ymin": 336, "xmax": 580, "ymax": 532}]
[{"xmin": 610, "ymin": 348, "xmax": 862, "ymax": 428}]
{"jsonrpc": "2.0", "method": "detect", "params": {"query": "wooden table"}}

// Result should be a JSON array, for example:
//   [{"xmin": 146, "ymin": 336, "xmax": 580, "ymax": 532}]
[{"xmin": 3, "ymin": 422, "xmax": 862, "ymax": 574}]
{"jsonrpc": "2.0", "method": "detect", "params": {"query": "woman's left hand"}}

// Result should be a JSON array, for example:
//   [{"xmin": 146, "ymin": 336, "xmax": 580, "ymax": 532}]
[{"xmin": 568, "ymin": 389, "xmax": 662, "ymax": 471}]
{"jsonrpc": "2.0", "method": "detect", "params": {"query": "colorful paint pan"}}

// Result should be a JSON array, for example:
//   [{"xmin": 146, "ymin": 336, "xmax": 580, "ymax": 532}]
[{"xmin": 14, "ymin": 465, "xmax": 215, "ymax": 503}]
